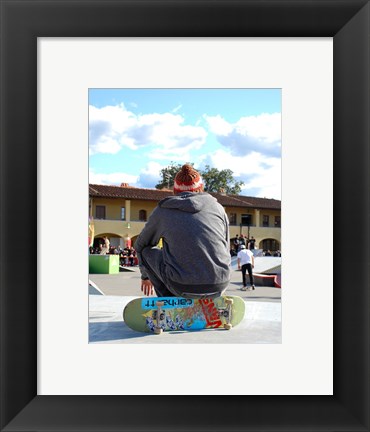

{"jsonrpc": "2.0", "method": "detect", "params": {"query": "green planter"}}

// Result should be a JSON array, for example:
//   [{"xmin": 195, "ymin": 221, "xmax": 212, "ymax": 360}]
[{"xmin": 89, "ymin": 254, "xmax": 119, "ymax": 274}]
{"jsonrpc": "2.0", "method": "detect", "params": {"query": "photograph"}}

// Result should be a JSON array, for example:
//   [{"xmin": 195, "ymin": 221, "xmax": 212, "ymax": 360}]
[
  {"xmin": 88, "ymin": 88, "xmax": 282, "ymax": 343},
  {"xmin": 1, "ymin": 0, "xmax": 369, "ymax": 430}
]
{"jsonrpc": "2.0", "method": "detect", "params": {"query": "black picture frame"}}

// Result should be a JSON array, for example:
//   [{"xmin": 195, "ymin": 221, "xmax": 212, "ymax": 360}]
[{"xmin": 1, "ymin": 0, "xmax": 369, "ymax": 431}]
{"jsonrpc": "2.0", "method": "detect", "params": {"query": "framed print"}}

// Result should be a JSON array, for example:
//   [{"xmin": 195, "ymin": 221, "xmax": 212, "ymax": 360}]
[
  {"xmin": 38, "ymin": 39, "xmax": 331, "ymax": 395},
  {"xmin": 1, "ymin": 0, "xmax": 369, "ymax": 431}
]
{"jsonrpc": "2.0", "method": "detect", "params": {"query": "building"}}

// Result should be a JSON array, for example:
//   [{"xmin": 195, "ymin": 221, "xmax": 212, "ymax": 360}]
[{"xmin": 89, "ymin": 183, "xmax": 281, "ymax": 252}]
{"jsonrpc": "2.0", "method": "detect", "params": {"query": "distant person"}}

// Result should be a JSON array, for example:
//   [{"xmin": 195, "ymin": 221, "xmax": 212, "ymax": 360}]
[
  {"xmin": 233, "ymin": 235, "xmax": 240, "ymax": 253},
  {"xmin": 119, "ymin": 249, "xmax": 127, "ymax": 266},
  {"xmin": 249, "ymin": 236, "xmax": 256, "ymax": 250},
  {"xmin": 237, "ymin": 244, "xmax": 255, "ymax": 291},
  {"xmin": 128, "ymin": 248, "xmax": 136, "ymax": 266},
  {"xmin": 100, "ymin": 236, "xmax": 110, "ymax": 255},
  {"xmin": 135, "ymin": 164, "xmax": 231, "ymax": 299}
]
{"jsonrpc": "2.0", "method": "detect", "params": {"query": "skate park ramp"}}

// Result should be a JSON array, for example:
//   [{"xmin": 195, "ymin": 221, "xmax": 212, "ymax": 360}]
[
  {"xmin": 231, "ymin": 256, "xmax": 281, "ymax": 288},
  {"xmin": 89, "ymin": 280, "xmax": 104, "ymax": 295},
  {"xmin": 88, "ymin": 262, "xmax": 281, "ymax": 344}
]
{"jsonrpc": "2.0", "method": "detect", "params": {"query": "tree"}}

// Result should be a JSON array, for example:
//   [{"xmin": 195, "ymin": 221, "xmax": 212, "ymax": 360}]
[
  {"xmin": 155, "ymin": 162, "xmax": 190, "ymax": 190},
  {"xmin": 201, "ymin": 165, "xmax": 244, "ymax": 195},
  {"xmin": 156, "ymin": 162, "xmax": 244, "ymax": 195}
]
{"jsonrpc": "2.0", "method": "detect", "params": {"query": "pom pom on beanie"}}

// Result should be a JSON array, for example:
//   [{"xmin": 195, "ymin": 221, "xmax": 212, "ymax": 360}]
[{"xmin": 173, "ymin": 164, "xmax": 204, "ymax": 194}]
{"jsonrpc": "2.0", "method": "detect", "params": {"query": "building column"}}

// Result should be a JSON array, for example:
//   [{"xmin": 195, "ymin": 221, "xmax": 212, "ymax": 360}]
[
  {"xmin": 126, "ymin": 200, "xmax": 131, "ymax": 221},
  {"xmin": 89, "ymin": 198, "xmax": 93, "ymax": 217},
  {"xmin": 124, "ymin": 200, "xmax": 132, "ymax": 248},
  {"xmin": 255, "ymin": 209, "xmax": 260, "ymax": 227}
]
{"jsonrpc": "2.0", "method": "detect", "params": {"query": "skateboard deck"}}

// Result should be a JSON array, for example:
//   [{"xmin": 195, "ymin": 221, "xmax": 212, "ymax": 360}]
[{"xmin": 123, "ymin": 295, "xmax": 245, "ymax": 334}]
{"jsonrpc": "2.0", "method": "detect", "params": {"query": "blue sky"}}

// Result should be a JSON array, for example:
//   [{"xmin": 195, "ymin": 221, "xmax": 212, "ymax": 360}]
[{"xmin": 89, "ymin": 89, "xmax": 281, "ymax": 199}]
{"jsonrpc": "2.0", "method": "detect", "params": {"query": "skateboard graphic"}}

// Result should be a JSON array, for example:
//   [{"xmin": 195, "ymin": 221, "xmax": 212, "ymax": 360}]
[{"xmin": 123, "ymin": 295, "xmax": 245, "ymax": 334}]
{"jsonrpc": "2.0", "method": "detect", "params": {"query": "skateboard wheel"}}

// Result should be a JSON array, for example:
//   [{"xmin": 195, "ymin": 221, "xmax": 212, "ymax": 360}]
[
  {"xmin": 225, "ymin": 298, "xmax": 233, "ymax": 305},
  {"xmin": 224, "ymin": 323, "xmax": 233, "ymax": 330},
  {"xmin": 154, "ymin": 327, "xmax": 163, "ymax": 335}
]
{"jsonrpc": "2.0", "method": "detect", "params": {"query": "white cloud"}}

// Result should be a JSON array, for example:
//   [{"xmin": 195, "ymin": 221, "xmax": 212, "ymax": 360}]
[
  {"xmin": 89, "ymin": 105, "xmax": 281, "ymax": 199},
  {"xmin": 136, "ymin": 162, "xmax": 163, "ymax": 188},
  {"xmin": 89, "ymin": 162, "xmax": 165, "ymax": 189},
  {"xmin": 204, "ymin": 112, "xmax": 281, "ymax": 158},
  {"xmin": 89, "ymin": 104, "xmax": 137, "ymax": 155},
  {"xmin": 89, "ymin": 169, "xmax": 139, "ymax": 186},
  {"xmin": 89, "ymin": 104, "xmax": 207, "ymax": 156},
  {"xmin": 236, "ymin": 113, "xmax": 281, "ymax": 142},
  {"xmin": 89, "ymin": 150, "xmax": 281, "ymax": 199},
  {"xmin": 241, "ymin": 158, "xmax": 281, "ymax": 200},
  {"xmin": 203, "ymin": 114, "xmax": 233, "ymax": 136},
  {"xmin": 199, "ymin": 149, "xmax": 281, "ymax": 200}
]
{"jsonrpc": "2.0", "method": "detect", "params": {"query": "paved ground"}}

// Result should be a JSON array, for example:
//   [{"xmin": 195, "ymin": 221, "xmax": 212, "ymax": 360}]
[
  {"xmin": 89, "ymin": 257, "xmax": 282, "ymax": 344},
  {"xmin": 89, "ymin": 260, "xmax": 281, "ymax": 302}
]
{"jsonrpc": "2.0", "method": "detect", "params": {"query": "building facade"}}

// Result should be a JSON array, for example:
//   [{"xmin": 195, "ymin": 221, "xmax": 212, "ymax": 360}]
[{"xmin": 89, "ymin": 183, "xmax": 281, "ymax": 252}]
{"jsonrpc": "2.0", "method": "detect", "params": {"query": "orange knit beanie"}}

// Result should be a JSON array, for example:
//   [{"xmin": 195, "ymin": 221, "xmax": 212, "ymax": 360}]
[{"xmin": 173, "ymin": 164, "xmax": 204, "ymax": 194}]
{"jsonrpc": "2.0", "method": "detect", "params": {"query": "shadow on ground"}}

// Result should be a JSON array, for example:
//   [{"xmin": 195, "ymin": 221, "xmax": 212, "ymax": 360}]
[{"xmin": 89, "ymin": 321, "xmax": 148, "ymax": 342}]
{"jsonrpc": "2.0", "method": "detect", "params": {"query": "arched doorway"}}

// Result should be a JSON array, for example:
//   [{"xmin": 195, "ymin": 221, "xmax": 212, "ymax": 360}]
[
  {"xmin": 260, "ymin": 238, "xmax": 280, "ymax": 252},
  {"xmin": 93, "ymin": 233, "xmax": 122, "ymax": 252}
]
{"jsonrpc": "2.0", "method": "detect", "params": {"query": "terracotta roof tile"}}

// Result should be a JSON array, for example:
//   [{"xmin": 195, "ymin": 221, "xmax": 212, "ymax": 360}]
[
  {"xmin": 228, "ymin": 194, "xmax": 281, "ymax": 209},
  {"xmin": 89, "ymin": 184, "xmax": 173, "ymax": 201},
  {"xmin": 89, "ymin": 184, "xmax": 281, "ymax": 210}
]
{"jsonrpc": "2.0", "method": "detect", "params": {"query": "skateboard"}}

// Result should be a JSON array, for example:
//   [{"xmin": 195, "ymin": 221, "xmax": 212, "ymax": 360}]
[{"xmin": 123, "ymin": 295, "xmax": 245, "ymax": 334}]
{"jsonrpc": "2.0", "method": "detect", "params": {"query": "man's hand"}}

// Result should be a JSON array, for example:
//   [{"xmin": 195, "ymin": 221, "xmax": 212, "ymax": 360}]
[{"xmin": 141, "ymin": 279, "xmax": 154, "ymax": 296}]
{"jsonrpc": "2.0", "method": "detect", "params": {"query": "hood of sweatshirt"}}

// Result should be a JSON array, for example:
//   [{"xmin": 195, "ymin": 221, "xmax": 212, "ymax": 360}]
[{"xmin": 159, "ymin": 192, "xmax": 217, "ymax": 213}]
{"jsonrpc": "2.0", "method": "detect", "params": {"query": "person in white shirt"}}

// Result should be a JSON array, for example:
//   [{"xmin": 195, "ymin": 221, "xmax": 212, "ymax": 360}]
[
  {"xmin": 237, "ymin": 244, "xmax": 255, "ymax": 291},
  {"xmin": 100, "ymin": 236, "xmax": 110, "ymax": 255}
]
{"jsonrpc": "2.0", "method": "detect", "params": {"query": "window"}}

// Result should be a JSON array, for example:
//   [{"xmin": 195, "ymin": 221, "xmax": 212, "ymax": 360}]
[
  {"xmin": 95, "ymin": 205, "xmax": 106, "ymax": 219},
  {"xmin": 121, "ymin": 207, "xmax": 126, "ymax": 221},
  {"xmin": 139, "ymin": 209, "xmax": 147, "ymax": 222},
  {"xmin": 229, "ymin": 213, "xmax": 237, "ymax": 225},
  {"xmin": 241, "ymin": 214, "xmax": 252, "ymax": 226},
  {"xmin": 262, "ymin": 215, "xmax": 269, "ymax": 227},
  {"xmin": 274, "ymin": 216, "xmax": 281, "ymax": 227},
  {"xmin": 262, "ymin": 239, "xmax": 280, "ymax": 252}
]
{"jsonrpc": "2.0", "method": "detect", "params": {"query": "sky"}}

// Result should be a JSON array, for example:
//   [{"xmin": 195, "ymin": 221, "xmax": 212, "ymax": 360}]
[{"xmin": 89, "ymin": 88, "xmax": 281, "ymax": 200}]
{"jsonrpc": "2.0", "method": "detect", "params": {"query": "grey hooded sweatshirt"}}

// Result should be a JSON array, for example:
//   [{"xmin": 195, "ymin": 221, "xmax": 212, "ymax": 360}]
[{"xmin": 135, "ymin": 192, "xmax": 231, "ymax": 293}]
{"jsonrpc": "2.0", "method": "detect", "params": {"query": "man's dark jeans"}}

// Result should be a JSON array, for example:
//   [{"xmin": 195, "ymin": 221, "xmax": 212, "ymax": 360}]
[
  {"xmin": 241, "ymin": 263, "xmax": 254, "ymax": 287},
  {"xmin": 140, "ymin": 246, "xmax": 227, "ymax": 299},
  {"xmin": 141, "ymin": 247, "xmax": 175, "ymax": 297}
]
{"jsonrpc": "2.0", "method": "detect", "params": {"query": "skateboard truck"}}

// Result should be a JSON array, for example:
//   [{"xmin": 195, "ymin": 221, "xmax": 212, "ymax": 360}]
[
  {"xmin": 154, "ymin": 301, "xmax": 165, "ymax": 334},
  {"xmin": 222, "ymin": 297, "xmax": 234, "ymax": 330}
]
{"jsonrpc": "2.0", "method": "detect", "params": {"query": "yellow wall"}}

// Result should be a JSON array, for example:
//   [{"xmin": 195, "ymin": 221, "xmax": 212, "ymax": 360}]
[
  {"xmin": 93, "ymin": 219, "xmax": 145, "ymax": 240},
  {"xmin": 91, "ymin": 198, "xmax": 126, "ymax": 220},
  {"xmin": 224, "ymin": 207, "xmax": 281, "ymax": 228},
  {"xmin": 224, "ymin": 208, "xmax": 254, "ymax": 226},
  {"xmin": 258, "ymin": 210, "xmax": 281, "ymax": 228},
  {"xmin": 130, "ymin": 200, "xmax": 157, "ymax": 221},
  {"xmin": 91, "ymin": 197, "xmax": 281, "ymax": 250},
  {"xmin": 91, "ymin": 198, "xmax": 158, "ymax": 222}
]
